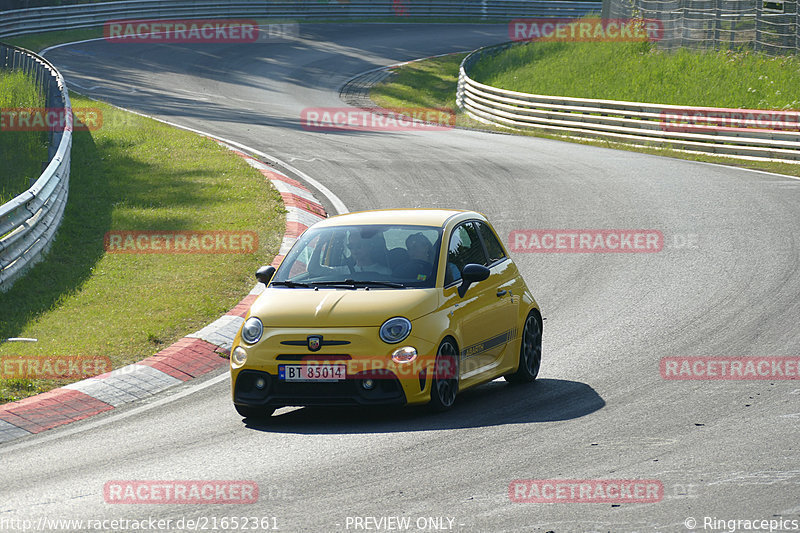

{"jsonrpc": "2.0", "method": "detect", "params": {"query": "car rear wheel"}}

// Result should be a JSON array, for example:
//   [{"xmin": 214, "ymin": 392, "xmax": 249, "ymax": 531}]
[
  {"xmin": 235, "ymin": 405, "xmax": 276, "ymax": 419},
  {"xmin": 428, "ymin": 338, "xmax": 459, "ymax": 412},
  {"xmin": 505, "ymin": 311, "xmax": 542, "ymax": 384}
]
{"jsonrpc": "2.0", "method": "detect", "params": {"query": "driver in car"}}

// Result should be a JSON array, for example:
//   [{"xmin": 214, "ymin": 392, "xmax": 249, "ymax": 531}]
[{"xmin": 398, "ymin": 232, "xmax": 434, "ymax": 280}]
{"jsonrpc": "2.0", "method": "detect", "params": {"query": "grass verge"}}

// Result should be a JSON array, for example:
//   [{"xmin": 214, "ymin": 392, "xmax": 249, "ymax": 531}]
[
  {"xmin": 0, "ymin": 94, "xmax": 285, "ymax": 403},
  {"xmin": 370, "ymin": 46, "xmax": 800, "ymax": 177},
  {"xmin": 371, "ymin": 54, "xmax": 490, "ymax": 130},
  {"xmin": 5, "ymin": 28, "xmax": 106, "ymax": 54},
  {"xmin": 0, "ymin": 70, "xmax": 48, "ymax": 204},
  {"xmin": 468, "ymin": 41, "xmax": 800, "ymax": 109}
]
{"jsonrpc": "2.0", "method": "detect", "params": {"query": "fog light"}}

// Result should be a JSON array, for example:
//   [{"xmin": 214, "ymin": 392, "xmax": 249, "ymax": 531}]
[
  {"xmin": 362, "ymin": 379, "xmax": 375, "ymax": 390},
  {"xmin": 231, "ymin": 346, "xmax": 247, "ymax": 365},
  {"xmin": 391, "ymin": 346, "xmax": 417, "ymax": 364},
  {"xmin": 255, "ymin": 377, "xmax": 266, "ymax": 390}
]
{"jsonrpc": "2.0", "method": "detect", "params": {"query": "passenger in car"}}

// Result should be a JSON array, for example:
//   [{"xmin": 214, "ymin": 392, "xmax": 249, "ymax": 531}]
[{"xmin": 347, "ymin": 231, "xmax": 391, "ymax": 275}]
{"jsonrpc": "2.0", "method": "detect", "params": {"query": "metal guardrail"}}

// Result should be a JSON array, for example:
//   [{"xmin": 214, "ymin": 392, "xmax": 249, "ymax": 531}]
[
  {"xmin": 0, "ymin": 0, "xmax": 602, "ymax": 38},
  {"xmin": 457, "ymin": 43, "xmax": 800, "ymax": 162},
  {"xmin": 0, "ymin": 43, "xmax": 71, "ymax": 291}
]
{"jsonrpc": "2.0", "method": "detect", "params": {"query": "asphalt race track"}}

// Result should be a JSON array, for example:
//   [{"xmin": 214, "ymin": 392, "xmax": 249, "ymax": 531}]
[{"xmin": 2, "ymin": 23, "xmax": 799, "ymax": 532}]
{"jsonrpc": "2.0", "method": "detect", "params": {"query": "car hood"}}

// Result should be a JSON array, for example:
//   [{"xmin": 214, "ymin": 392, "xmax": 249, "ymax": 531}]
[{"xmin": 248, "ymin": 287, "xmax": 439, "ymax": 328}]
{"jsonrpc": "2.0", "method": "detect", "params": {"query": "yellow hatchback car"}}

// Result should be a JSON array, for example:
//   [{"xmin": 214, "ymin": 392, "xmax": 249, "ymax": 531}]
[{"xmin": 230, "ymin": 209, "xmax": 542, "ymax": 418}]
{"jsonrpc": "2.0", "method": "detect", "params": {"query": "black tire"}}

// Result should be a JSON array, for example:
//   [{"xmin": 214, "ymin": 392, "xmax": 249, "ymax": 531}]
[
  {"xmin": 428, "ymin": 338, "xmax": 459, "ymax": 412},
  {"xmin": 235, "ymin": 405, "xmax": 276, "ymax": 419},
  {"xmin": 505, "ymin": 311, "xmax": 542, "ymax": 384}
]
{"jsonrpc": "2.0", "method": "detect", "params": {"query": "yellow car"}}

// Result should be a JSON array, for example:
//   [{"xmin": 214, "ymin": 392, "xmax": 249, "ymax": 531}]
[{"xmin": 230, "ymin": 209, "xmax": 542, "ymax": 418}]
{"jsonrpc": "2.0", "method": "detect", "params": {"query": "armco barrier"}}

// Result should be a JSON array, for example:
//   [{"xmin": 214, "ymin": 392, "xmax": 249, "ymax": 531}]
[
  {"xmin": 457, "ymin": 43, "xmax": 800, "ymax": 162},
  {"xmin": 0, "ymin": 1, "xmax": 601, "ymax": 38},
  {"xmin": 0, "ymin": 43, "xmax": 71, "ymax": 291}
]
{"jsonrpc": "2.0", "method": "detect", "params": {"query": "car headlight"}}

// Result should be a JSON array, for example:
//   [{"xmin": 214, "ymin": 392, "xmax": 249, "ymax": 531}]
[
  {"xmin": 241, "ymin": 317, "xmax": 263, "ymax": 345},
  {"xmin": 231, "ymin": 346, "xmax": 248, "ymax": 365},
  {"xmin": 380, "ymin": 317, "xmax": 411, "ymax": 344}
]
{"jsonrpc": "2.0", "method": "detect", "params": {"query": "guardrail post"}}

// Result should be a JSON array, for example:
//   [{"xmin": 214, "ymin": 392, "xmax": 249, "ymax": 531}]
[
  {"xmin": 47, "ymin": 79, "xmax": 61, "ymax": 161},
  {"xmin": 601, "ymin": 0, "xmax": 611, "ymax": 19},
  {"xmin": 755, "ymin": 0, "xmax": 763, "ymax": 51},
  {"xmin": 793, "ymin": 0, "xmax": 800, "ymax": 51}
]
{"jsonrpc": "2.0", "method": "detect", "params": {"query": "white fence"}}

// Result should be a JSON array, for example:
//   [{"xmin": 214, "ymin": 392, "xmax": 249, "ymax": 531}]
[
  {"xmin": 457, "ymin": 43, "xmax": 800, "ymax": 161},
  {"xmin": 603, "ymin": 0, "xmax": 800, "ymax": 56}
]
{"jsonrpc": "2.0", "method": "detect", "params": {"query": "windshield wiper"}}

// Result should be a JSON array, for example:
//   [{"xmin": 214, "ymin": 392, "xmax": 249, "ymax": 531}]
[
  {"xmin": 270, "ymin": 280, "xmax": 313, "ymax": 288},
  {"xmin": 311, "ymin": 279, "xmax": 406, "ymax": 289}
]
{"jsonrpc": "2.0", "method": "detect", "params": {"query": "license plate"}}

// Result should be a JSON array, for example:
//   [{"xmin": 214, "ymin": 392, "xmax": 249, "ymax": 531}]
[{"xmin": 279, "ymin": 364, "xmax": 346, "ymax": 382}]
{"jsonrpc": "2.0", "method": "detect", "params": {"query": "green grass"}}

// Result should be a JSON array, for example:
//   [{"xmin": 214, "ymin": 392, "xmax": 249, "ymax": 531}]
[
  {"xmin": 469, "ymin": 41, "xmax": 800, "ymax": 109},
  {"xmin": 378, "ymin": 55, "xmax": 464, "ymax": 111},
  {"xmin": 5, "ymin": 28, "xmax": 106, "ymax": 54},
  {"xmin": 0, "ymin": 71, "xmax": 48, "ymax": 204},
  {"xmin": 370, "ymin": 47, "xmax": 800, "ymax": 178},
  {"xmin": 371, "ymin": 54, "xmax": 490, "ymax": 130},
  {"xmin": 0, "ymin": 94, "xmax": 285, "ymax": 403}
]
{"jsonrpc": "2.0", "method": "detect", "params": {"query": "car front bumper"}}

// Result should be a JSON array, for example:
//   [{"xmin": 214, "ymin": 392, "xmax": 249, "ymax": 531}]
[
  {"xmin": 233, "ymin": 368, "xmax": 416, "ymax": 408},
  {"xmin": 230, "ymin": 331, "xmax": 439, "ymax": 408}
]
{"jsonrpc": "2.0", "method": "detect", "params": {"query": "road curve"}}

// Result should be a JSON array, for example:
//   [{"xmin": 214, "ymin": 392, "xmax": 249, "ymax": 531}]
[{"xmin": 1, "ymin": 23, "xmax": 799, "ymax": 533}]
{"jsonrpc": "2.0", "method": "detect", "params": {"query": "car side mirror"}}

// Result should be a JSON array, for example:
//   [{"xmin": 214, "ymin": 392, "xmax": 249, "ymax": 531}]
[
  {"xmin": 458, "ymin": 264, "xmax": 490, "ymax": 297},
  {"xmin": 256, "ymin": 265, "xmax": 276, "ymax": 285}
]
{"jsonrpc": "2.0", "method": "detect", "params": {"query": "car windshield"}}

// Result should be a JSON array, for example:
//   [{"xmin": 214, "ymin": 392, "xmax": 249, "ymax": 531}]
[{"xmin": 272, "ymin": 224, "xmax": 442, "ymax": 289}]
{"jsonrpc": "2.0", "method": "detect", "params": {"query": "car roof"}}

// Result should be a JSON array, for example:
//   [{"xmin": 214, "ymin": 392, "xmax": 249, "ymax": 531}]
[{"xmin": 313, "ymin": 209, "xmax": 485, "ymax": 228}]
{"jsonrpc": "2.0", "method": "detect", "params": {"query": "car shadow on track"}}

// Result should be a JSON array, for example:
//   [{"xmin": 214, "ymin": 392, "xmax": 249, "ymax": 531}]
[{"xmin": 242, "ymin": 378, "xmax": 604, "ymax": 434}]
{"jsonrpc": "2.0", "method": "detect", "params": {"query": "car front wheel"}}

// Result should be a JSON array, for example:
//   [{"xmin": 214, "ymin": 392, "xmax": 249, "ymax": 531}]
[
  {"xmin": 428, "ymin": 338, "xmax": 459, "ymax": 412},
  {"xmin": 505, "ymin": 311, "xmax": 542, "ymax": 383}
]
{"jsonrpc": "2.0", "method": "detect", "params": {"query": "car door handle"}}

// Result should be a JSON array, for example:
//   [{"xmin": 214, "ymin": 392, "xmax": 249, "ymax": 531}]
[{"xmin": 496, "ymin": 289, "xmax": 507, "ymax": 297}]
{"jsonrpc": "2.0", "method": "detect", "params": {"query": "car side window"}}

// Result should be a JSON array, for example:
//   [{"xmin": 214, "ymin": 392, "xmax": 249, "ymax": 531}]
[
  {"xmin": 445, "ymin": 222, "xmax": 487, "ymax": 285},
  {"xmin": 475, "ymin": 222, "xmax": 506, "ymax": 265}
]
